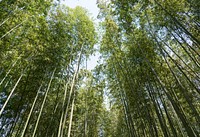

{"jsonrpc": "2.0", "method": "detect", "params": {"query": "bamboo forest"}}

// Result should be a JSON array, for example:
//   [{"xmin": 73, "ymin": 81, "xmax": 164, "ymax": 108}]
[{"xmin": 0, "ymin": 0, "xmax": 199, "ymax": 136}]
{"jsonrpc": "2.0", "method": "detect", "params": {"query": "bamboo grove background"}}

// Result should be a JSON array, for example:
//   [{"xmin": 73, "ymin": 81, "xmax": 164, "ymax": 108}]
[{"xmin": 0, "ymin": 0, "xmax": 199, "ymax": 137}]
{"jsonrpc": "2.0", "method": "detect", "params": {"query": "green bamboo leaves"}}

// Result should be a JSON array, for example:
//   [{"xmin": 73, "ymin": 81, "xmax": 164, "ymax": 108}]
[
  {"xmin": 98, "ymin": 0, "xmax": 200, "ymax": 136},
  {"xmin": 0, "ymin": 0, "xmax": 199, "ymax": 136},
  {"xmin": 0, "ymin": 2, "xmax": 97, "ymax": 137}
]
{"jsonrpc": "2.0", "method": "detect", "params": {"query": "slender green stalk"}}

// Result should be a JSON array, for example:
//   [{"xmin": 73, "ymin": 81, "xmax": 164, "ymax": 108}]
[
  {"xmin": 32, "ymin": 68, "xmax": 56, "ymax": 137},
  {"xmin": 62, "ymin": 47, "xmax": 83, "ymax": 137},
  {"xmin": 0, "ymin": 60, "xmax": 18, "ymax": 86},
  {"xmin": 21, "ymin": 85, "xmax": 42, "ymax": 137},
  {"xmin": 0, "ymin": 73, "xmax": 23, "ymax": 116}
]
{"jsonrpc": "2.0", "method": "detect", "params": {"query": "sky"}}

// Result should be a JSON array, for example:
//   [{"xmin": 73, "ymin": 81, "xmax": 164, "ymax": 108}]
[
  {"xmin": 61, "ymin": 0, "xmax": 100, "ymax": 70},
  {"xmin": 61, "ymin": 0, "xmax": 99, "ymax": 18}
]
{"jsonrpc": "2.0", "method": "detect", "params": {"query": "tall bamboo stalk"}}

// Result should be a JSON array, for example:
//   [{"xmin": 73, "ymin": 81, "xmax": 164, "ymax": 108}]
[
  {"xmin": 21, "ymin": 85, "xmax": 42, "ymax": 137},
  {"xmin": 0, "ymin": 72, "xmax": 24, "ymax": 116},
  {"xmin": 32, "ymin": 68, "xmax": 56, "ymax": 137}
]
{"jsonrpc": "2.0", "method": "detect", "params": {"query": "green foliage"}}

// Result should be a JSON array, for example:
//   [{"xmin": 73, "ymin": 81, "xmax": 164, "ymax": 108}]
[
  {"xmin": 0, "ymin": 0, "xmax": 199, "ymax": 137},
  {"xmin": 0, "ymin": 1, "xmax": 98, "ymax": 136},
  {"xmin": 97, "ymin": 0, "xmax": 200, "ymax": 136}
]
